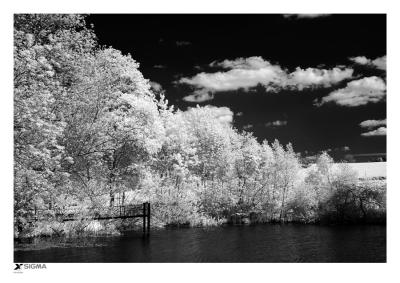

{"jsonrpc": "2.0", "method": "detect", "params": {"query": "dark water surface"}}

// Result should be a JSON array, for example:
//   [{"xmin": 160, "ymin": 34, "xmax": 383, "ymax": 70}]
[{"xmin": 14, "ymin": 225, "xmax": 386, "ymax": 262}]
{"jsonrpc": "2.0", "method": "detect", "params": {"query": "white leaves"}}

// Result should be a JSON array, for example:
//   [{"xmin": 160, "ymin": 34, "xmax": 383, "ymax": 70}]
[
  {"xmin": 17, "ymin": 14, "xmax": 378, "ymax": 230},
  {"xmin": 14, "ymin": 15, "xmax": 99, "ymax": 221},
  {"xmin": 25, "ymin": 33, "xmax": 34, "ymax": 47},
  {"xmin": 65, "ymin": 156, "xmax": 74, "ymax": 164}
]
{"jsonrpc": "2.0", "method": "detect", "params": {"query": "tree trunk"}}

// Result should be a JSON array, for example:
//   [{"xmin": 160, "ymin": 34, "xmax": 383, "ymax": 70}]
[{"xmin": 109, "ymin": 191, "xmax": 114, "ymax": 207}]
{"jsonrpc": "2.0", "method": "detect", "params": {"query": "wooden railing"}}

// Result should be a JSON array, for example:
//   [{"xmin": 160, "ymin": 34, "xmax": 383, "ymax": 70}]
[{"xmin": 28, "ymin": 202, "xmax": 151, "ymax": 234}]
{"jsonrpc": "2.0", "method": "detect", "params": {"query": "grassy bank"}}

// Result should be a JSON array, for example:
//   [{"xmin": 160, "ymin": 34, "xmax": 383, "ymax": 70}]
[{"xmin": 16, "ymin": 209, "xmax": 385, "ymax": 241}]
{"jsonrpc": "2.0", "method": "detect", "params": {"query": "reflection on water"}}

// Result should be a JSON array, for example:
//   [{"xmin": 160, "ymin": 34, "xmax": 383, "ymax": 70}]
[{"xmin": 14, "ymin": 224, "xmax": 386, "ymax": 262}]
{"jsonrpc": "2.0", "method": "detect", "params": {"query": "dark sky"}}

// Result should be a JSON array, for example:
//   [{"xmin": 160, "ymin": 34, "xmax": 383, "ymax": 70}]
[{"xmin": 86, "ymin": 14, "xmax": 386, "ymax": 159}]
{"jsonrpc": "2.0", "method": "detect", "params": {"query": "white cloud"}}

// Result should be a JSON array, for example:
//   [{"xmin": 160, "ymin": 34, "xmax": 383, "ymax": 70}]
[
  {"xmin": 349, "ymin": 56, "xmax": 370, "ymax": 65},
  {"xmin": 154, "ymin": 64, "xmax": 166, "ymax": 69},
  {"xmin": 149, "ymin": 81, "xmax": 164, "ymax": 92},
  {"xmin": 372, "ymin": 56, "xmax": 386, "ymax": 70},
  {"xmin": 236, "ymin": 112, "xmax": 244, "ymax": 117},
  {"xmin": 179, "ymin": 56, "xmax": 353, "ymax": 100},
  {"xmin": 180, "ymin": 57, "xmax": 286, "ymax": 92},
  {"xmin": 359, "ymin": 119, "xmax": 387, "ymax": 129},
  {"xmin": 287, "ymin": 67, "xmax": 354, "ymax": 90},
  {"xmin": 243, "ymin": 124, "xmax": 253, "ymax": 130},
  {"xmin": 283, "ymin": 14, "xmax": 330, "ymax": 19},
  {"xmin": 183, "ymin": 89, "xmax": 214, "ymax": 103},
  {"xmin": 210, "ymin": 56, "xmax": 275, "ymax": 70},
  {"xmin": 317, "ymin": 76, "xmax": 386, "ymax": 107},
  {"xmin": 361, "ymin": 127, "xmax": 387, "ymax": 137},
  {"xmin": 349, "ymin": 55, "xmax": 386, "ymax": 70},
  {"xmin": 205, "ymin": 106, "xmax": 234, "ymax": 124},
  {"xmin": 180, "ymin": 68, "xmax": 277, "ymax": 92},
  {"xmin": 265, "ymin": 120, "xmax": 288, "ymax": 127}
]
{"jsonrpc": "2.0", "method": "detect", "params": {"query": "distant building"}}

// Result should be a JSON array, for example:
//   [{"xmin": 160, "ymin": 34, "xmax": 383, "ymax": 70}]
[
  {"xmin": 347, "ymin": 162, "xmax": 386, "ymax": 180},
  {"xmin": 343, "ymin": 153, "xmax": 386, "ymax": 163},
  {"xmin": 300, "ymin": 162, "xmax": 386, "ymax": 181}
]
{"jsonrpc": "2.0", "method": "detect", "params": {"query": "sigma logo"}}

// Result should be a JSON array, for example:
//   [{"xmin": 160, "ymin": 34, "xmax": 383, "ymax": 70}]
[{"xmin": 14, "ymin": 263, "xmax": 47, "ymax": 272}]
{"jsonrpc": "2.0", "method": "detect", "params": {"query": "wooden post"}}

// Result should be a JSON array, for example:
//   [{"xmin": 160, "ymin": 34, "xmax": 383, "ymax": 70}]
[
  {"xmin": 142, "ymin": 203, "xmax": 146, "ymax": 234},
  {"xmin": 147, "ymin": 202, "xmax": 150, "ymax": 234}
]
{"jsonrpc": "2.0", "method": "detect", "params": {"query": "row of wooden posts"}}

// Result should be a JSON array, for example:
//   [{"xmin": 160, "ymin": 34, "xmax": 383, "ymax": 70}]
[
  {"xmin": 31, "ymin": 202, "xmax": 151, "ymax": 236},
  {"xmin": 142, "ymin": 202, "xmax": 150, "ymax": 235}
]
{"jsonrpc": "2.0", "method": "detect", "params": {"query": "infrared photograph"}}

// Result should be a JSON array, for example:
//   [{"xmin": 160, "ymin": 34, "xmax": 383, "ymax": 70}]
[{"xmin": 13, "ymin": 13, "xmax": 387, "ymax": 264}]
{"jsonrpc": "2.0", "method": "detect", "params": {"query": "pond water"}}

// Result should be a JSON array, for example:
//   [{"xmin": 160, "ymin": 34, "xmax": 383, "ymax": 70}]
[{"xmin": 14, "ymin": 224, "xmax": 386, "ymax": 262}]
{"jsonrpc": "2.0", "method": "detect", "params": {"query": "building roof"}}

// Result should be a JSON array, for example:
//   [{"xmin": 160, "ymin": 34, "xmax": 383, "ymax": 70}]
[{"xmin": 300, "ymin": 162, "xmax": 386, "ymax": 180}]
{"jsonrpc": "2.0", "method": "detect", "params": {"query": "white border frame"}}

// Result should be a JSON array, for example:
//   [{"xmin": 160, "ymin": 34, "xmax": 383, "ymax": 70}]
[{"xmin": 1, "ymin": 1, "xmax": 398, "ymax": 282}]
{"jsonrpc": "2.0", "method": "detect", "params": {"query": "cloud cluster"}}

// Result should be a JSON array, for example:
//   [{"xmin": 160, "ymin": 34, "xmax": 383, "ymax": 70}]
[
  {"xmin": 288, "ymin": 67, "xmax": 354, "ymax": 90},
  {"xmin": 149, "ymin": 81, "xmax": 164, "ymax": 92},
  {"xmin": 180, "ymin": 56, "xmax": 353, "ymax": 102},
  {"xmin": 359, "ymin": 118, "xmax": 387, "ymax": 137},
  {"xmin": 210, "ymin": 56, "xmax": 276, "ymax": 70},
  {"xmin": 182, "ymin": 89, "xmax": 214, "ymax": 103},
  {"xmin": 316, "ymin": 76, "xmax": 386, "ymax": 107},
  {"xmin": 265, "ymin": 120, "xmax": 288, "ymax": 127},
  {"xmin": 361, "ymin": 127, "xmax": 387, "ymax": 137},
  {"xmin": 349, "ymin": 55, "xmax": 386, "ymax": 70},
  {"xmin": 180, "ymin": 67, "xmax": 283, "ymax": 92},
  {"xmin": 359, "ymin": 119, "xmax": 386, "ymax": 129}
]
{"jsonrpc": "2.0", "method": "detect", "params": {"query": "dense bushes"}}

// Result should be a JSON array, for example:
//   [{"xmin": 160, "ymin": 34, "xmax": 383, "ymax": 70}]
[{"xmin": 14, "ymin": 15, "xmax": 386, "ymax": 238}]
